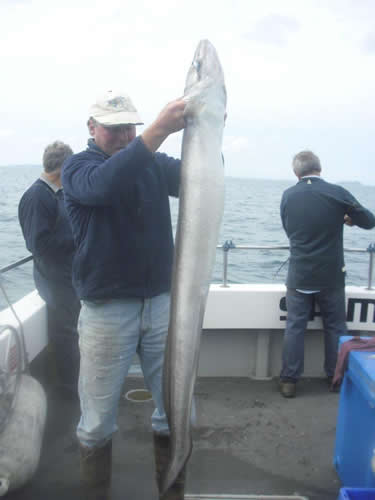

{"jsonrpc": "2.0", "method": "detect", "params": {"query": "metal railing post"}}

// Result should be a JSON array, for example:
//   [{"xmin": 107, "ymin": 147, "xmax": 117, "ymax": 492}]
[
  {"xmin": 366, "ymin": 243, "xmax": 375, "ymax": 290},
  {"xmin": 221, "ymin": 240, "xmax": 235, "ymax": 287},
  {"xmin": 222, "ymin": 250, "xmax": 228, "ymax": 287}
]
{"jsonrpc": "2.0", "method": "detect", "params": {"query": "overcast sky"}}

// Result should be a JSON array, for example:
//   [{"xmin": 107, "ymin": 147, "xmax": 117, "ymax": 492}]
[{"xmin": 1, "ymin": 0, "xmax": 374, "ymax": 183}]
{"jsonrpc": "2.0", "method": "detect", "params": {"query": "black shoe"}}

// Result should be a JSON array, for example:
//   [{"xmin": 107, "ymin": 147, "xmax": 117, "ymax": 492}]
[
  {"xmin": 326, "ymin": 376, "xmax": 340, "ymax": 393},
  {"xmin": 279, "ymin": 379, "xmax": 296, "ymax": 398},
  {"xmin": 80, "ymin": 440, "xmax": 112, "ymax": 500}
]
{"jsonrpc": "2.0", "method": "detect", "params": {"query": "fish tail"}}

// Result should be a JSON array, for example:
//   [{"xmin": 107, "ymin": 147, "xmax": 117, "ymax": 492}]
[{"xmin": 160, "ymin": 440, "xmax": 192, "ymax": 496}]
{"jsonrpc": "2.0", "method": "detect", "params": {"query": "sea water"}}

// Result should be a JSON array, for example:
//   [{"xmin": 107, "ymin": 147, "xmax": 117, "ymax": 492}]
[{"xmin": 1, "ymin": 165, "xmax": 375, "ymax": 311}]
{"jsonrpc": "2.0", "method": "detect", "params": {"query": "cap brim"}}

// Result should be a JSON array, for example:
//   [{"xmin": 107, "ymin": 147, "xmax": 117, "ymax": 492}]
[{"xmin": 94, "ymin": 111, "xmax": 144, "ymax": 126}]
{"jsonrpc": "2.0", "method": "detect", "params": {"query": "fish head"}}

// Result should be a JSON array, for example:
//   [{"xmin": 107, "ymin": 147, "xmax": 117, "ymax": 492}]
[
  {"xmin": 185, "ymin": 40, "xmax": 224, "ymax": 89},
  {"xmin": 183, "ymin": 39, "xmax": 227, "ymax": 119}
]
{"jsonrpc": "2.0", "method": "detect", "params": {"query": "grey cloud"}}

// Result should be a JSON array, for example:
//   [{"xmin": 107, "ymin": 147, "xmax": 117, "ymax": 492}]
[
  {"xmin": 363, "ymin": 31, "xmax": 375, "ymax": 53},
  {"xmin": 1, "ymin": 0, "xmax": 31, "ymax": 4},
  {"xmin": 245, "ymin": 14, "xmax": 300, "ymax": 47},
  {"xmin": 349, "ymin": 0, "xmax": 375, "ymax": 10}
]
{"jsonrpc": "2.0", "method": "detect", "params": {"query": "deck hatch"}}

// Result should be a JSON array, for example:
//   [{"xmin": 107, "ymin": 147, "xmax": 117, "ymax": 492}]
[{"xmin": 124, "ymin": 388, "xmax": 152, "ymax": 402}]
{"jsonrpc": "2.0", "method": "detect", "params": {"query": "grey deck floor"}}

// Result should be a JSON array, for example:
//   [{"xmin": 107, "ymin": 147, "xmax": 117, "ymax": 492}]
[{"xmin": 6, "ymin": 377, "xmax": 342, "ymax": 500}]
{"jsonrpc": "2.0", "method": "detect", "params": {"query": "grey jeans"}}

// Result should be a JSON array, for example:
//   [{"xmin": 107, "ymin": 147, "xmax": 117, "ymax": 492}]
[{"xmin": 280, "ymin": 287, "xmax": 348, "ymax": 381}]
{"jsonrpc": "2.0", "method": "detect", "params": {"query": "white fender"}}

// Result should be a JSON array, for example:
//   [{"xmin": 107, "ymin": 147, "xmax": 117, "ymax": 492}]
[
  {"xmin": 0, "ymin": 374, "xmax": 47, "ymax": 495},
  {"xmin": 0, "ymin": 478, "xmax": 9, "ymax": 496}
]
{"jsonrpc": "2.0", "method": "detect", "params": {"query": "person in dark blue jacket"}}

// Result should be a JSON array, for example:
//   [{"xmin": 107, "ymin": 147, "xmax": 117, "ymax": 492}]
[
  {"xmin": 18, "ymin": 141, "xmax": 80, "ymax": 399},
  {"xmin": 279, "ymin": 150, "xmax": 375, "ymax": 398},
  {"xmin": 62, "ymin": 90, "xmax": 186, "ymax": 499}
]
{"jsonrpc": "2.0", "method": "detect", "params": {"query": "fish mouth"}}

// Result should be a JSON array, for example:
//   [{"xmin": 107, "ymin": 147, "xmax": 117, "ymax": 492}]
[{"xmin": 184, "ymin": 39, "xmax": 225, "ymax": 96}]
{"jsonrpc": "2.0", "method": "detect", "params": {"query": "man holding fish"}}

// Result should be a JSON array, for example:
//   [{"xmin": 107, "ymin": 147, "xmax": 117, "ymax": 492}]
[
  {"xmin": 63, "ymin": 39, "xmax": 226, "ymax": 500},
  {"xmin": 62, "ymin": 91, "xmax": 186, "ymax": 500}
]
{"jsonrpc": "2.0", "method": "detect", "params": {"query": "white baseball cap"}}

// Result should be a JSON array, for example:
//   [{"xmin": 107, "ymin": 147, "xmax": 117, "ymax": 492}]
[{"xmin": 89, "ymin": 90, "xmax": 144, "ymax": 126}]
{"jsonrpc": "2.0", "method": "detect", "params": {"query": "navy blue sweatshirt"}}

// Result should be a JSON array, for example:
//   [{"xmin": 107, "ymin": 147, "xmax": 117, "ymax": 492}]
[
  {"xmin": 62, "ymin": 137, "xmax": 180, "ymax": 300},
  {"xmin": 281, "ymin": 177, "xmax": 375, "ymax": 289},
  {"xmin": 18, "ymin": 177, "xmax": 76, "ymax": 304}
]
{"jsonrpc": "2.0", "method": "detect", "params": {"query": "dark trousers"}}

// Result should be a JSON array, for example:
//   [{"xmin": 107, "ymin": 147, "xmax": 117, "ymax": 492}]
[
  {"xmin": 46, "ymin": 288, "xmax": 81, "ymax": 394},
  {"xmin": 280, "ymin": 287, "xmax": 348, "ymax": 381}
]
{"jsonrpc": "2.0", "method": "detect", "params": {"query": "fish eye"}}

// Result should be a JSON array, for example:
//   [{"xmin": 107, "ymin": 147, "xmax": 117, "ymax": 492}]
[{"xmin": 193, "ymin": 60, "xmax": 201, "ymax": 72}]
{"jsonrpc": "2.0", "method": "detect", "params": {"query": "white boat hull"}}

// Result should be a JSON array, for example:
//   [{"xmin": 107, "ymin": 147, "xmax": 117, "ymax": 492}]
[{"xmin": 0, "ymin": 284, "xmax": 374, "ymax": 379}]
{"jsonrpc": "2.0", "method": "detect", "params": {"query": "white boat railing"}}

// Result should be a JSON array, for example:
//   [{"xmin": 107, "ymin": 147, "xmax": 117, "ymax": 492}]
[
  {"xmin": 217, "ymin": 241, "xmax": 375, "ymax": 289},
  {"xmin": 1, "ymin": 243, "xmax": 375, "ymax": 289}
]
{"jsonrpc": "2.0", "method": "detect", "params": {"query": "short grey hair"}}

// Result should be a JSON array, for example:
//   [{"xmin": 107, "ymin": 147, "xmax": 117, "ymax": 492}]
[
  {"xmin": 292, "ymin": 150, "xmax": 322, "ymax": 177},
  {"xmin": 87, "ymin": 116, "xmax": 97, "ymax": 128},
  {"xmin": 43, "ymin": 141, "xmax": 73, "ymax": 173}
]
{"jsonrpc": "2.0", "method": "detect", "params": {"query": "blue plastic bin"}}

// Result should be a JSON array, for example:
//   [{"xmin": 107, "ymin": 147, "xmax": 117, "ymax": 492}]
[
  {"xmin": 337, "ymin": 486, "xmax": 375, "ymax": 499},
  {"xmin": 334, "ymin": 336, "xmax": 375, "ymax": 488}
]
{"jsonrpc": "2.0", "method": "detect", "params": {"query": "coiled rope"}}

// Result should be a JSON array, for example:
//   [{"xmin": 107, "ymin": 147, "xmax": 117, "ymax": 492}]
[{"xmin": 0, "ymin": 277, "xmax": 28, "ymax": 435}]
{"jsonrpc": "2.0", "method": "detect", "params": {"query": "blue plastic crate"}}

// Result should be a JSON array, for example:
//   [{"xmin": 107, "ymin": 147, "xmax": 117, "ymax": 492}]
[
  {"xmin": 334, "ymin": 336, "xmax": 375, "ymax": 488},
  {"xmin": 337, "ymin": 486, "xmax": 375, "ymax": 499}
]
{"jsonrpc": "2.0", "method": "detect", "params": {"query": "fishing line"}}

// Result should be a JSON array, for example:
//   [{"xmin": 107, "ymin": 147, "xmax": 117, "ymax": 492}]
[{"xmin": 273, "ymin": 257, "xmax": 289, "ymax": 280}]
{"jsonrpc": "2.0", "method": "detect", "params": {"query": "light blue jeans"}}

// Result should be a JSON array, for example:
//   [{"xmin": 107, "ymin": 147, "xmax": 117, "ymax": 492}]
[{"xmin": 76, "ymin": 293, "xmax": 171, "ymax": 448}]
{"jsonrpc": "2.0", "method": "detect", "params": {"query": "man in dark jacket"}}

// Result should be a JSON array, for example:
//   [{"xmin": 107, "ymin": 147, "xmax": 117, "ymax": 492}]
[
  {"xmin": 18, "ymin": 141, "xmax": 80, "ymax": 398},
  {"xmin": 279, "ymin": 150, "xmax": 375, "ymax": 398},
  {"xmin": 62, "ymin": 90, "xmax": 186, "ymax": 499}
]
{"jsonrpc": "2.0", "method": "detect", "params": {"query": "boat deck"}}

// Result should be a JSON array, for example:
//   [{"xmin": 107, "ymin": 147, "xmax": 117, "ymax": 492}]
[{"xmin": 5, "ymin": 374, "xmax": 341, "ymax": 500}]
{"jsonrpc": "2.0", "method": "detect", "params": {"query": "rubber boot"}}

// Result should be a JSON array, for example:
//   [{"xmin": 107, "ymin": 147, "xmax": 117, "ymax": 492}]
[
  {"xmin": 153, "ymin": 432, "xmax": 186, "ymax": 500},
  {"xmin": 79, "ymin": 440, "xmax": 112, "ymax": 500}
]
